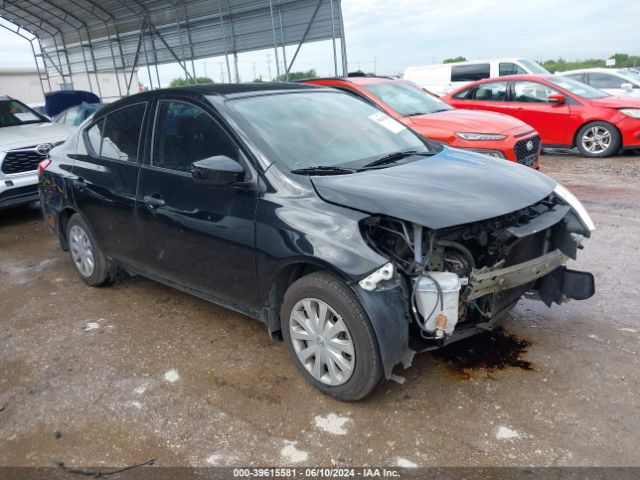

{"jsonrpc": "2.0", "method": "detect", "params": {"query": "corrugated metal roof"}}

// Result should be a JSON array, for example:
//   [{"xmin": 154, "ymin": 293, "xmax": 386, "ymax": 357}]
[{"xmin": 0, "ymin": 0, "xmax": 343, "ymax": 77}]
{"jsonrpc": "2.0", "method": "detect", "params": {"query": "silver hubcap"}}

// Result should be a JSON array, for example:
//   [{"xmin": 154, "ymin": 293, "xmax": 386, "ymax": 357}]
[
  {"xmin": 582, "ymin": 126, "xmax": 612, "ymax": 154},
  {"xmin": 289, "ymin": 298, "xmax": 355, "ymax": 386},
  {"xmin": 69, "ymin": 225, "xmax": 95, "ymax": 277}
]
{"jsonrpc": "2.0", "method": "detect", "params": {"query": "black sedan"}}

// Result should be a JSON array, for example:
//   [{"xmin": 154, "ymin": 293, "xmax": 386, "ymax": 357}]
[{"xmin": 38, "ymin": 83, "xmax": 595, "ymax": 400}]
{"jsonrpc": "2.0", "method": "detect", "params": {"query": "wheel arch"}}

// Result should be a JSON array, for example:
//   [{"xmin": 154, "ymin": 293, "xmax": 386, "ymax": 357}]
[
  {"xmin": 262, "ymin": 259, "xmax": 352, "ymax": 340},
  {"xmin": 57, "ymin": 207, "xmax": 78, "ymax": 250},
  {"xmin": 572, "ymin": 119, "xmax": 623, "ymax": 149}
]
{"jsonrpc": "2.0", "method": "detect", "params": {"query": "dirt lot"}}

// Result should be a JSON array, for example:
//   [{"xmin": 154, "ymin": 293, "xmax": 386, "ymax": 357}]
[{"xmin": 1, "ymin": 153, "xmax": 639, "ymax": 469}]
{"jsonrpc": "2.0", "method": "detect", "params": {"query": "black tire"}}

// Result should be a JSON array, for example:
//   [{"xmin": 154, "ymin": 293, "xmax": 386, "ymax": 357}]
[
  {"xmin": 575, "ymin": 121, "xmax": 621, "ymax": 158},
  {"xmin": 66, "ymin": 213, "xmax": 119, "ymax": 287},
  {"xmin": 280, "ymin": 271, "xmax": 383, "ymax": 401}
]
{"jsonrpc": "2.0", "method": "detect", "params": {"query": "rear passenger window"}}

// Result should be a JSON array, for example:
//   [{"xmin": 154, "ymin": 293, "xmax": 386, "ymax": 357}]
[
  {"xmin": 101, "ymin": 104, "xmax": 146, "ymax": 162},
  {"xmin": 499, "ymin": 63, "xmax": 526, "ymax": 76},
  {"xmin": 152, "ymin": 101, "xmax": 238, "ymax": 173},
  {"xmin": 565, "ymin": 73, "xmax": 586, "ymax": 83},
  {"xmin": 588, "ymin": 73, "xmax": 624, "ymax": 89},
  {"xmin": 451, "ymin": 63, "xmax": 490, "ymax": 82},
  {"xmin": 471, "ymin": 81, "xmax": 508, "ymax": 101},
  {"xmin": 86, "ymin": 118, "xmax": 105, "ymax": 154},
  {"xmin": 85, "ymin": 103, "xmax": 146, "ymax": 162}
]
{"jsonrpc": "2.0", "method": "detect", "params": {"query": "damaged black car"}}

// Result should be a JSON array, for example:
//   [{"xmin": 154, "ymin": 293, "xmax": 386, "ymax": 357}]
[{"xmin": 39, "ymin": 83, "xmax": 595, "ymax": 401}]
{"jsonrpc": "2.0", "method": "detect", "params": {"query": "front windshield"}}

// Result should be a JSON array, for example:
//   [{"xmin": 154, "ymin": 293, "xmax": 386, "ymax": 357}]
[
  {"xmin": 547, "ymin": 76, "xmax": 609, "ymax": 99},
  {"xmin": 362, "ymin": 80, "xmax": 452, "ymax": 116},
  {"xmin": 228, "ymin": 91, "xmax": 429, "ymax": 171},
  {"xmin": 518, "ymin": 59, "xmax": 550, "ymax": 74},
  {"xmin": 620, "ymin": 69, "xmax": 640, "ymax": 83},
  {"xmin": 0, "ymin": 99, "xmax": 48, "ymax": 128}
]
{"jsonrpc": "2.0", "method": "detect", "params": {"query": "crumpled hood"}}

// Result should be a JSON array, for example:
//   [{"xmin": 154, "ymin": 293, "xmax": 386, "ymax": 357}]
[
  {"xmin": 311, "ymin": 147, "xmax": 557, "ymax": 230},
  {"xmin": 407, "ymin": 108, "xmax": 530, "ymax": 135},
  {"xmin": 0, "ymin": 122, "xmax": 72, "ymax": 152}
]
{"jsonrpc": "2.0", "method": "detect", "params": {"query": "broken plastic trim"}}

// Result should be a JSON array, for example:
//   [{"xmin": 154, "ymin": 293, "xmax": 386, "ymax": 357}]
[{"xmin": 359, "ymin": 262, "xmax": 395, "ymax": 291}]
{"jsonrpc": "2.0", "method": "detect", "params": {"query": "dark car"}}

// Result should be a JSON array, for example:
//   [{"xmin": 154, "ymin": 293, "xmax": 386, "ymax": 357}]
[{"xmin": 38, "ymin": 83, "xmax": 595, "ymax": 400}]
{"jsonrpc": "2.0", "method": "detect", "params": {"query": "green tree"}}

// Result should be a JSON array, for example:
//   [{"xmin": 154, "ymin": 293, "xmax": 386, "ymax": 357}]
[
  {"xmin": 169, "ymin": 76, "xmax": 214, "ymax": 87},
  {"xmin": 443, "ymin": 56, "xmax": 466, "ymax": 64},
  {"xmin": 276, "ymin": 69, "xmax": 317, "ymax": 81},
  {"xmin": 539, "ymin": 53, "xmax": 640, "ymax": 72}
]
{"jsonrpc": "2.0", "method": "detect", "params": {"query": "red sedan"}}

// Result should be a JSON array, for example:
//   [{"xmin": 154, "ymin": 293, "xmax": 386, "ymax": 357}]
[
  {"xmin": 303, "ymin": 76, "xmax": 541, "ymax": 168},
  {"xmin": 442, "ymin": 74, "xmax": 640, "ymax": 157}
]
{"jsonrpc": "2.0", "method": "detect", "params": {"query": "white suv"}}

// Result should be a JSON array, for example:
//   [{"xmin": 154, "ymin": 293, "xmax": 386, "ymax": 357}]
[
  {"xmin": 559, "ymin": 68, "xmax": 640, "ymax": 98},
  {"xmin": 1, "ymin": 95, "xmax": 72, "ymax": 209}
]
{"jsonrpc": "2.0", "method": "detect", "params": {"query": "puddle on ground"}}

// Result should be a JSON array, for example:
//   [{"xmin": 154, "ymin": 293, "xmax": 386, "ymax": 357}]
[{"xmin": 433, "ymin": 327, "xmax": 533, "ymax": 380}]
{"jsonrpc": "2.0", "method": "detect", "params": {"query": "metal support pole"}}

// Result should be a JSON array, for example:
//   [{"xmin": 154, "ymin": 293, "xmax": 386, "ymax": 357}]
[
  {"xmin": 287, "ymin": 0, "xmax": 323, "ymax": 74},
  {"xmin": 224, "ymin": 0, "xmax": 240, "ymax": 83},
  {"xmin": 329, "ymin": 0, "xmax": 338, "ymax": 76},
  {"xmin": 337, "ymin": 0, "xmax": 348, "ymax": 75},
  {"xmin": 180, "ymin": 2, "xmax": 198, "ymax": 83},
  {"xmin": 277, "ymin": 1, "xmax": 288, "ymax": 80},
  {"xmin": 172, "ymin": 3, "xmax": 189, "ymax": 83},
  {"xmin": 269, "ymin": 0, "xmax": 281, "ymax": 80},
  {"xmin": 127, "ymin": 26, "xmax": 145, "ymax": 94},
  {"xmin": 29, "ymin": 40, "xmax": 49, "ymax": 97},
  {"xmin": 150, "ymin": 25, "xmax": 194, "ymax": 82},
  {"xmin": 3, "ymin": 2, "xmax": 73, "ymax": 89},
  {"xmin": 139, "ymin": 18, "xmax": 155, "ymax": 90}
]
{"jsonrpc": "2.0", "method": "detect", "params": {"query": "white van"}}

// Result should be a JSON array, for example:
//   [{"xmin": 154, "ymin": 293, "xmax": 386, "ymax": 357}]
[{"xmin": 403, "ymin": 58, "xmax": 549, "ymax": 96}]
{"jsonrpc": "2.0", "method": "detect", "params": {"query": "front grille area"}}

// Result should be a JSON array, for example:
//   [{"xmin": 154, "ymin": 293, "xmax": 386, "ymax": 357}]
[
  {"xmin": 1, "ymin": 148, "xmax": 46, "ymax": 174},
  {"xmin": 514, "ymin": 135, "xmax": 541, "ymax": 168},
  {"xmin": 0, "ymin": 184, "xmax": 38, "ymax": 201}
]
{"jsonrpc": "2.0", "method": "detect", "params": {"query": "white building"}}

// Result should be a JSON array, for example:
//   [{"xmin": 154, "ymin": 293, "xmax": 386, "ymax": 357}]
[{"xmin": 0, "ymin": 67, "xmax": 140, "ymax": 105}]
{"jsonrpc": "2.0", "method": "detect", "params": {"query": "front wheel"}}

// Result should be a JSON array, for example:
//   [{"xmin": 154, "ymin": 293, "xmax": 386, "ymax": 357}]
[
  {"xmin": 281, "ymin": 272, "xmax": 383, "ymax": 401},
  {"xmin": 576, "ymin": 121, "xmax": 621, "ymax": 158}
]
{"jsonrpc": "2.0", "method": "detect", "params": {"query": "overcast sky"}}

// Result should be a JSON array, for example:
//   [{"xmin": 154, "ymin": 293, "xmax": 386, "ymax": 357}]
[{"xmin": 1, "ymin": 0, "xmax": 638, "ymax": 87}]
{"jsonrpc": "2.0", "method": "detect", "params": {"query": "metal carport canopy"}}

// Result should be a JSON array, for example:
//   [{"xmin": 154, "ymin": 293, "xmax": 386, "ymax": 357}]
[{"xmin": 0, "ymin": 0, "xmax": 346, "ymax": 96}]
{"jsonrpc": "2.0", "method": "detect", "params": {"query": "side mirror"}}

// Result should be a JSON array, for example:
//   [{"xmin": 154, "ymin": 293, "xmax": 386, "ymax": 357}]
[
  {"xmin": 548, "ymin": 94, "xmax": 566, "ymax": 104},
  {"xmin": 192, "ymin": 155, "xmax": 245, "ymax": 186},
  {"xmin": 621, "ymin": 82, "xmax": 633, "ymax": 91}
]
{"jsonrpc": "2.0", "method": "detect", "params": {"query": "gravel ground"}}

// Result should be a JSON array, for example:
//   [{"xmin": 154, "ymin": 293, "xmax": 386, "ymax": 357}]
[{"xmin": 1, "ymin": 153, "xmax": 639, "ymax": 469}]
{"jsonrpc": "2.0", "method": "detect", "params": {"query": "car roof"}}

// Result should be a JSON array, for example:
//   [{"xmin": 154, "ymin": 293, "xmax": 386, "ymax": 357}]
[
  {"xmin": 559, "ymin": 68, "xmax": 623, "ymax": 75},
  {"xmin": 96, "ymin": 82, "xmax": 321, "ymax": 118},
  {"xmin": 304, "ymin": 76, "xmax": 395, "ymax": 86},
  {"xmin": 405, "ymin": 58, "xmax": 532, "ymax": 70},
  {"xmin": 445, "ymin": 74, "xmax": 556, "ymax": 96}
]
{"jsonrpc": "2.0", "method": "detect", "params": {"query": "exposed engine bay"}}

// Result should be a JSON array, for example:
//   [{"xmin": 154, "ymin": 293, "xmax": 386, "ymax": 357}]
[{"xmin": 360, "ymin": 193, "xmax": 595, "ymax": 350}]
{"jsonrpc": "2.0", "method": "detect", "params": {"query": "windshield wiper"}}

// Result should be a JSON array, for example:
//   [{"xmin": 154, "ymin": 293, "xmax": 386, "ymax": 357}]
[
  {"xmin": 359, "ymin": 150, "xmax": 435, "ymax": 170},
  {"xmin": 290, "ymin": 165, "xmax": 356, "ymax": 175}
]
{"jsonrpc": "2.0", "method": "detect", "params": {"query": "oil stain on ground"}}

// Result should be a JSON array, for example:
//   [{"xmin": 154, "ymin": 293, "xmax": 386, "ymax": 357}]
[{"xmin": 433, "ymin": 327, "xmax": 533, "ymax": 380}]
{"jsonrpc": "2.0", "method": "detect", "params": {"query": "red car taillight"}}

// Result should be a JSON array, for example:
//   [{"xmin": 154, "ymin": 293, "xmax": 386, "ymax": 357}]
[{"xmin": 38, "ymin": 159, "xmax": 52, "ymax": 176}]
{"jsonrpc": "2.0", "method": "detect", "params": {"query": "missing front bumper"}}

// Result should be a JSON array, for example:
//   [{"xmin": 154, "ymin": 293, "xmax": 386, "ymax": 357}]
[{"xmin": 467, "ymin": 249, "xmax": 569, "ymax": 301}]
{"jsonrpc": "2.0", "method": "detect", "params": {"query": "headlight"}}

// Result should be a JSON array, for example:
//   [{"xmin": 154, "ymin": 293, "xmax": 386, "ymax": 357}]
[
  {"xmin": 456, "ymin": 132, "xmax": 507, "ymax": 141},
  {"xmin": 619, "ymin": 108, "xmax": 640, "ymax": 118},
  {"xmin": 554, "ymin": 183, "xmax": 595, "ymax": 233},
  {"xmin": 467, "ymin": 149, "xmax": 506, "ymax": 159}
]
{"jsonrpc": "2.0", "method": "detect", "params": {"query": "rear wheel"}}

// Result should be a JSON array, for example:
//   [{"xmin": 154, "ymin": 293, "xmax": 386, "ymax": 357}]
[
  {"xmin": 576, "ymin": 121, "xmax": 620, "ymax": 158},
  {"xmin": 281, "ymin": 271, "xmax": 383, "ymax": 401},
  {"xmin": 66, "ymin": 214, "xmax": 119, "ymax": 286}
]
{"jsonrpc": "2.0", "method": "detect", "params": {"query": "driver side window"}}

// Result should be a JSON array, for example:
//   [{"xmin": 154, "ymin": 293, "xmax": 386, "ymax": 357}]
[
  {"xmin": 153, "ymin": 100, "xmax": 239, "ymax": 173},
  {"xmin": 513, "ymin": 81, "xmax": 559, "ymax": 103}
]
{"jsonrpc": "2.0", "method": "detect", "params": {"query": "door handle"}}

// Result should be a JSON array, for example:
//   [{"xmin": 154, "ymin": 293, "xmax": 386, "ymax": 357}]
[{"xmin": 143, "ymin": 194, "xmax": 166, "ymax": 209}]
